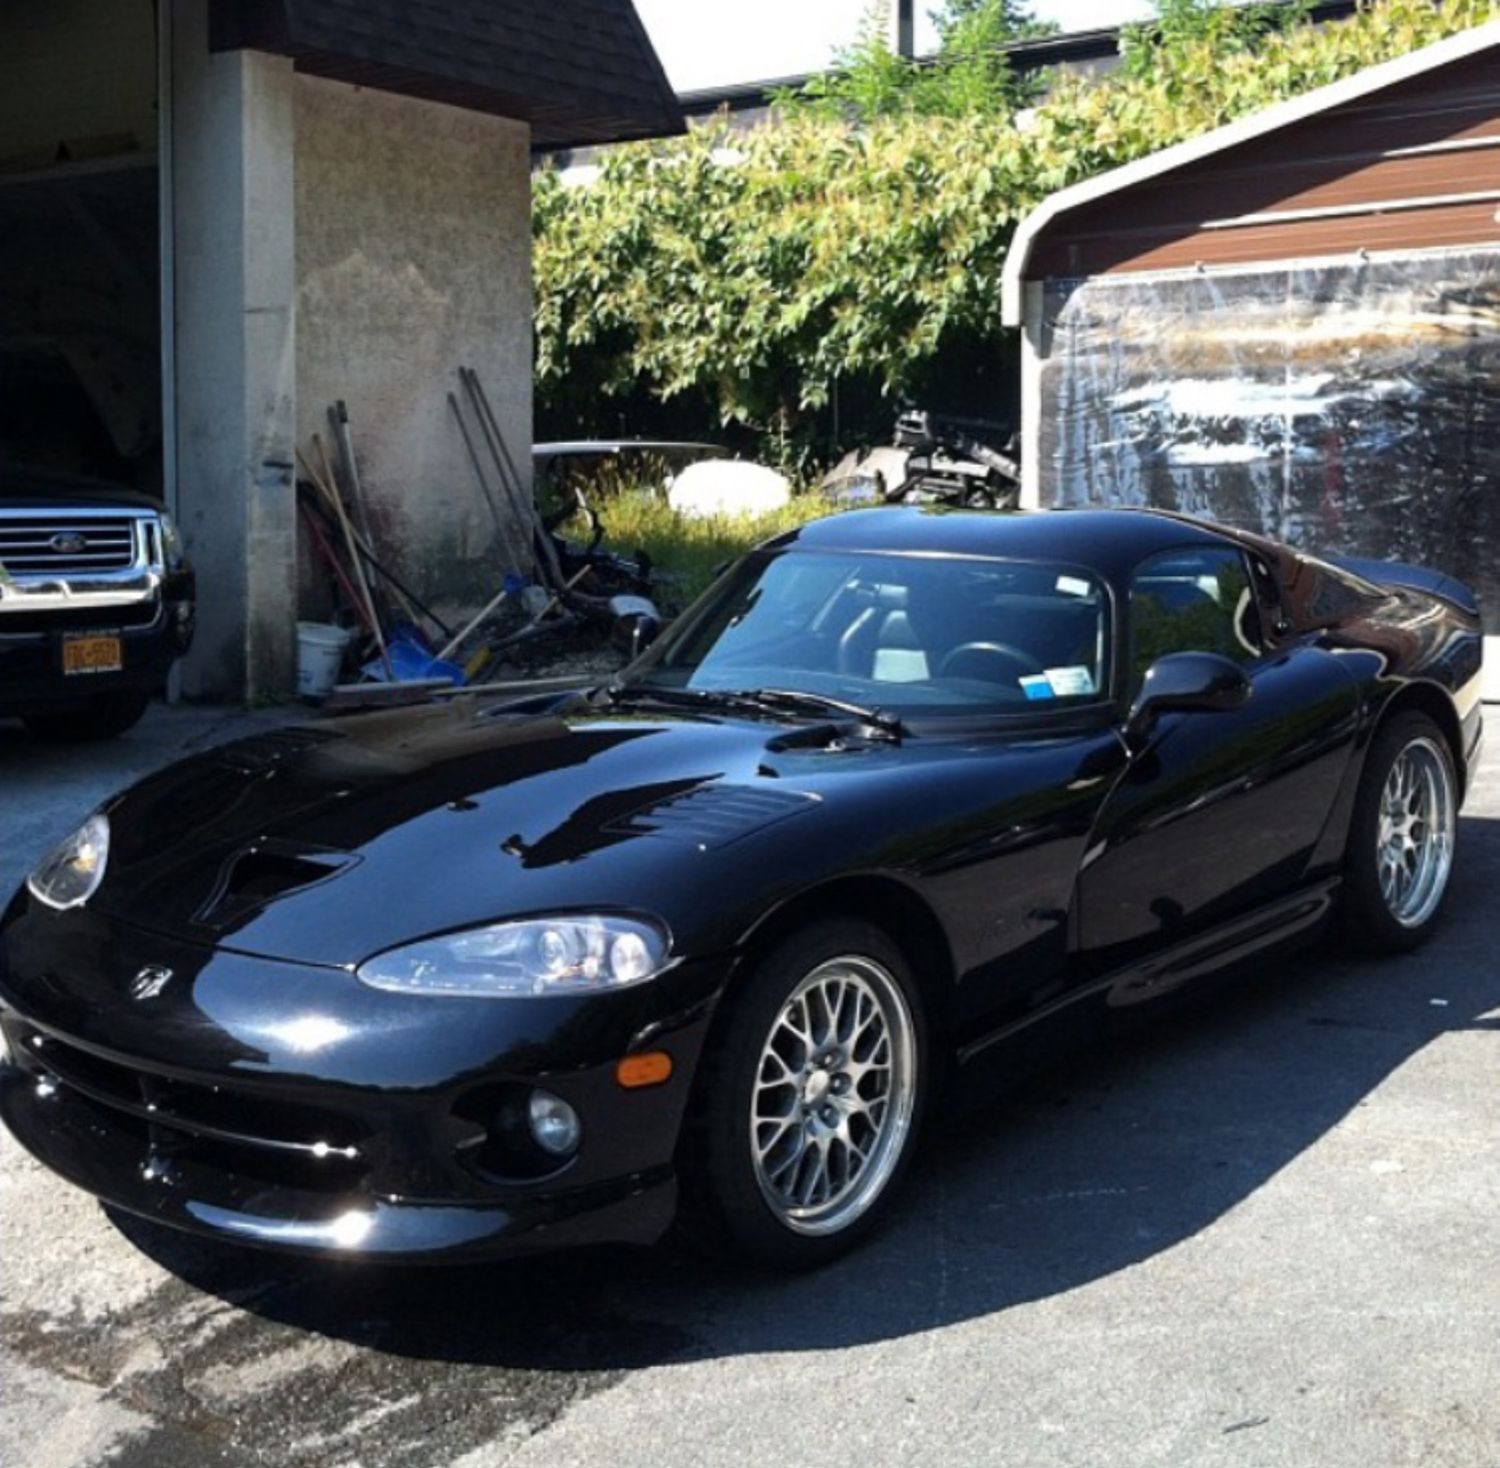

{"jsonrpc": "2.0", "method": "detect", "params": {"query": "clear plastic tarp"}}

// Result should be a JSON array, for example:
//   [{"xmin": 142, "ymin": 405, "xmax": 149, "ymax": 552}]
[{"xmin": 1039, "ymin": 250, "xmax": 1500, "ymax": 630}]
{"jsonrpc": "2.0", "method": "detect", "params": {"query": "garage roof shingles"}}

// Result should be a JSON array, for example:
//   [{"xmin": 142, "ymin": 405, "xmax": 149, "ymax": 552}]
[{"xmin": 213, "ymin": 0, "xmax": 683, "ymax": 147}]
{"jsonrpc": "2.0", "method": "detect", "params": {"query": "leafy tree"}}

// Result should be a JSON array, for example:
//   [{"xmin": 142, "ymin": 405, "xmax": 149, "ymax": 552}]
[{"xmin": 785, "ymin": 0, "xmax": 1057, "ymax": 122}]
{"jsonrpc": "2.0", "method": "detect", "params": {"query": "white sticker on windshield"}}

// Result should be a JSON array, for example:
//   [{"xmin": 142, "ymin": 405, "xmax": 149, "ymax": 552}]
[
  {"xmin": 1055, "ymin": 575, "xmax": 1091, "ymax": 598},
  {"xmin": 1043, "ymin": 665, "xmax": 1096, "ymax": 697}
]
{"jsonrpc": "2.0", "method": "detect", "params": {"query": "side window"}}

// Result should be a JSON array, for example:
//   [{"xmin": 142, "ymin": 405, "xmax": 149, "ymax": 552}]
[{"xmin": 1129, "ymin": 547, "xmax": 1262, "ymax": 692}]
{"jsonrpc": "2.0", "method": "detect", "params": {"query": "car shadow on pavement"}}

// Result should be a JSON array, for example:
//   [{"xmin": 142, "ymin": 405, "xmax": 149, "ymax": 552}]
[{"xmin": 109, "ymin": 811, "xmax": 1500, "ymax": 1372}]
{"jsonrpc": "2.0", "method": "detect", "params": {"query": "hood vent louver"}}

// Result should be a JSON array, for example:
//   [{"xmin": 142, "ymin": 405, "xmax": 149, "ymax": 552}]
[{"xmin": 604, "ymin": 784, "xmax": 819, "ymax": 849}]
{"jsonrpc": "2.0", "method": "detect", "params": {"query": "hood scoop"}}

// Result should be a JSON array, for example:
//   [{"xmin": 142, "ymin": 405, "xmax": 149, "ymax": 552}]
[
  {"xmin": 604, "ymin": 783, "xmax": 819, "ymax": 849},
  {"xmin": 192, "ymin": 840, "xmax": 360, "ymax": 931}
]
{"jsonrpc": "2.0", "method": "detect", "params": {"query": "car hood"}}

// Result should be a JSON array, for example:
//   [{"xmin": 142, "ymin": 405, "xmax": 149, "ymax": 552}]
[{"xmin": 82, "ymin": 699, "xmax": 850, "ymax": 966}]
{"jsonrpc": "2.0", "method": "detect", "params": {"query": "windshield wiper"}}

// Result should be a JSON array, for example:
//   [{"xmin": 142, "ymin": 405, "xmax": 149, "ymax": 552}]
[
  {"xmin": 602, "ymin": 684, "xmax": 774, "ymax": 718},
  {"xmin": 738, "ymin": 688, "xmax": 905, "ymax": 741},
  {"xmin": 604, "ymin": 683, "xmax": 905, "ymax": 740}
]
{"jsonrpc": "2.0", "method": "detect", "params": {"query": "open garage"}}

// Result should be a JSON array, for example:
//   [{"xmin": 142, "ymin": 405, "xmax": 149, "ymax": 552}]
[{"xmin": 0, "ymin": 6, "xmax": 163, "ymax": 495}]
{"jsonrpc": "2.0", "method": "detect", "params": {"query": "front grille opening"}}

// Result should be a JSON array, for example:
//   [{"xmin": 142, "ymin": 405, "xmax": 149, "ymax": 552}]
[
  {"xmin": 186, "ymin": 1135, "xmax": 367, "ymax": 1193},
  {"xmin": 18, "ymin": 1027, "xmax": 369, "ymax": 1193},
  {"xmin": 26, "ymin": 1031, "xmax": 137, "ymax": 1105}
]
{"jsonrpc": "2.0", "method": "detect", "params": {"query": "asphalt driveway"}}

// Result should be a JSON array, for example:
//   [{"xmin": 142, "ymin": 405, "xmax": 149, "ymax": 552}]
[{"xmin": 2, "ymin": 703, "xmax": 1498, "ymax": 1468}]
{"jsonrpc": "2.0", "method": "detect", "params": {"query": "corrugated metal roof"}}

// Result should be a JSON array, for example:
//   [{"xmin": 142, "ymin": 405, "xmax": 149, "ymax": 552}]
[{"xmin": 211, "ymin": 0, "xmax": 683, "ymax": 147}]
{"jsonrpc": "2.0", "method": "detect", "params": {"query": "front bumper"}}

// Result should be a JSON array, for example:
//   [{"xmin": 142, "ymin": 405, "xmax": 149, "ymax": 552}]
[
  {"xmin": 0, "ymin": 902, "xmax": 729, "ymax": 1261},
  {"xmin": 0, "ymin": 578, "xmax": 195, "ymax": 716}
]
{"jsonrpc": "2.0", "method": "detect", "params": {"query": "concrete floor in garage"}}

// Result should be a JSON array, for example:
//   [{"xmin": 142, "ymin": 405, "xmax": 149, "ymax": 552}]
[{"xmin": 2, "ymin": 703, "xmax": 1498, "ymax": 1468}]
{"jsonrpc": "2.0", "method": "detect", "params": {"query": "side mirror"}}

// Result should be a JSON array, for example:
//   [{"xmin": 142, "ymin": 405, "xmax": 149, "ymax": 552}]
[{"xmin": 1125, "ymin": 652, "xmax": 1250, "ymax": 747}]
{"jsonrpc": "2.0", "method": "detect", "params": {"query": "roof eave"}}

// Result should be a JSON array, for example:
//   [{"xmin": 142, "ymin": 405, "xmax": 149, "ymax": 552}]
[{"xmin": 999, "ymin": 18, "xmax": 1500, "ymax": 326}]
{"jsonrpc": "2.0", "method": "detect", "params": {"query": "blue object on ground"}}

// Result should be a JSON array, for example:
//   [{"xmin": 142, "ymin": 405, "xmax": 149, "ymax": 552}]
[{"xmin": 362, "ymin": 636, "xmax": 466, "ymax": 686}]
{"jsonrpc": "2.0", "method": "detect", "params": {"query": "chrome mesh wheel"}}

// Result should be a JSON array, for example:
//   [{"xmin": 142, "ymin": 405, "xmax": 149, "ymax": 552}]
[
  {"xmin": 749, "ymin": 955, "xmax": 917, "ymax": 1237},
  {"xmin": 1377, "ymin": 735, "xmax": 1455, "ymax": 929}
]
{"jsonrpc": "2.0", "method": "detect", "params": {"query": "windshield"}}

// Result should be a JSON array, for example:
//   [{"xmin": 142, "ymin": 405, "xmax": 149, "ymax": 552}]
[{"xmin": 624, "ymin": 548, "xmax": 1110, "ymax": 716}]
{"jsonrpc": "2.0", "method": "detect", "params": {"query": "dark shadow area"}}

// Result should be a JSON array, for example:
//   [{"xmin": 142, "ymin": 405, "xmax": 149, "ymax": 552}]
[{"xmin": 108, "ymin": 810, "xmax": 1500, "ymax": 1372}]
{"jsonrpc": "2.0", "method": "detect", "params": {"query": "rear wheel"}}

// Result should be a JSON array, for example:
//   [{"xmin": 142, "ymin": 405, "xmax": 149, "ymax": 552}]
[
  {"xmin": 681, "ymin": 920, "xmax": 928, "ymax": 1269},
  {"xmin": 22, "ymin": 690, "xmax": 152, "ymax": 742},
  {"xmin": 1342, "ymin": 711, "xmax": 1457, "ymax": 953}
]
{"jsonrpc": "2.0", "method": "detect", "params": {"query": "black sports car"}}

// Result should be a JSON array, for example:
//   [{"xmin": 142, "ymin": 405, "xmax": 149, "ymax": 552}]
[{"xmin": 0, "ymin": 507, "xmax": 1483, "ymax": 1268}]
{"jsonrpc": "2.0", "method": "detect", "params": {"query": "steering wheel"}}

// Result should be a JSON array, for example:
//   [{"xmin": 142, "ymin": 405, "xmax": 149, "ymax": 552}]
[{"xmin": 937, "ymin": 641, "xmax": 1043, "ymax": 683}]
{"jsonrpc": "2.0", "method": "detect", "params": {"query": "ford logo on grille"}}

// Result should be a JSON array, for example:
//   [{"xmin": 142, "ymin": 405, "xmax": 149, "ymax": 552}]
[{"xmin": 49, "ymin": 532, "xmax": 88, "ymax": 555}]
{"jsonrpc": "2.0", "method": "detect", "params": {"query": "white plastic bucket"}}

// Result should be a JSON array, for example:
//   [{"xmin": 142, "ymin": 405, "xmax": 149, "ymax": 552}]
[{"xmin": 296, "ymin": 622, "xmax": 351, "ymax": 699}]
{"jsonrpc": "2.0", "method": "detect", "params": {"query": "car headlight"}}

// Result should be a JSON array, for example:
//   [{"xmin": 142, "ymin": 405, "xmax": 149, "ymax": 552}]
[
  {"xmin": 354, "ymin": 915, "xmax": 671, "ymax": 998},
  {"xmin": 27, "ymin": 814, "xmax": 110, "ymax": 911}
]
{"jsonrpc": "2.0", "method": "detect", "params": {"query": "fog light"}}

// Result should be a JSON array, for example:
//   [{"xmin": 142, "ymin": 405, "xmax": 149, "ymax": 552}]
[{"xmin": 527, "ymin": 1089, "xmax": 581, "ymax": 1158}]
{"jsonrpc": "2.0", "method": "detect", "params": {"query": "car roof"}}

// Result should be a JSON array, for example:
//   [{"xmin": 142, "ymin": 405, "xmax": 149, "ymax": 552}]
[{"xmin": 777, "ymin": 506, "xmax": 1236, "ymax": 583}]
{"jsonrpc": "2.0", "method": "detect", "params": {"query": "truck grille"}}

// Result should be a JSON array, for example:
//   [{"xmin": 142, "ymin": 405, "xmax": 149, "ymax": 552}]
[{"xmin": 0, "ymin": 517, "xmax": 139, "ymax": 575}]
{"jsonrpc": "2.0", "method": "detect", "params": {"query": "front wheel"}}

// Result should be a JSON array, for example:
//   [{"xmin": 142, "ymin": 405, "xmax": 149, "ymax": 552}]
[
  {"xmin": 1342, "ymin": 711, "xmax": 1458, "ymax": 953},
  {"xmin": 681, "ymin": 920, "xmax": 928, "ymax": 1269}
]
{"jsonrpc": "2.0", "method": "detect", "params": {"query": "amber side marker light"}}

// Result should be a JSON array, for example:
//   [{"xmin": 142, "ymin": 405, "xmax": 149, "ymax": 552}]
[{"xmin": 616, "ymin": 1051, "xmax": 673, "ymax": 1089}]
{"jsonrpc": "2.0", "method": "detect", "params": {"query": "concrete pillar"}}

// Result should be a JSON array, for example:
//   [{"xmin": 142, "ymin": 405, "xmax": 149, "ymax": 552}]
[{"xmin": 171, "ymin": 1, "xmax": 296, "ymax": 702}]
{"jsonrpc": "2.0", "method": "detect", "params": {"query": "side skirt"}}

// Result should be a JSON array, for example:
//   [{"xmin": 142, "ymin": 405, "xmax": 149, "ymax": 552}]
[{"xmin": 955, "ymin": 877, "xmax": 1342, "ymax": 1076}]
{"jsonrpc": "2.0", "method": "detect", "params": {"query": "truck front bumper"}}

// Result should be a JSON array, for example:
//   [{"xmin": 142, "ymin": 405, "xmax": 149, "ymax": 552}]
[{"xmin": 0, "ymin": 580, "xmax": 195, "ymax": 717}]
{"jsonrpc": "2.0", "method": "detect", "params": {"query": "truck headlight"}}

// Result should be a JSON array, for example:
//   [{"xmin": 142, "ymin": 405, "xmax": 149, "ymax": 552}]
[
  {"xmin": 27, "ymin": 814, "xmax": 110, "ymax": 911},
  {"xmin": 355, "ymin": 915, "xmax": 671, "ymax": 998},
  {"xmin": 158, "ymin": 510, "xmax": 184, "ymax": 564}
]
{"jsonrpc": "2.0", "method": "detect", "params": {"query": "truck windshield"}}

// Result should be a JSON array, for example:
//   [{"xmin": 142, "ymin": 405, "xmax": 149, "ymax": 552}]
[{"xmin": 622, "ymin": 548, "xmax": 1110, "ymax": 716}]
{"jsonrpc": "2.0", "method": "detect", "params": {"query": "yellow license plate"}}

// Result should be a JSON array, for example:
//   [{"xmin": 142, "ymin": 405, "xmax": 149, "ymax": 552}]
[{"xmin": 62, "ymin": 634, "xmax": 123, "ymax": 676}]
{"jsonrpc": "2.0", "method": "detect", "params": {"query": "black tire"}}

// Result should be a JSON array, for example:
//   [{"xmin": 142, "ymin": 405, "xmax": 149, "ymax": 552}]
[
  {"xmin": 22, "ymin": 690, "xmax": 152, "ymax": 742},
  {"xmin": 1341, "ymin": 710, "xmax": 1458, "ymax": 954},
  {"xmin": 679, "ymin": 918, "xmax": 929, "ymax": 1270}
]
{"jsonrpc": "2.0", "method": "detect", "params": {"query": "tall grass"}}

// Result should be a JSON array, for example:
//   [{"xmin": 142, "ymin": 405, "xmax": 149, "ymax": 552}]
[{"xmin": 576, "ymin": 491, "xmax": 836, "ymax": 606}]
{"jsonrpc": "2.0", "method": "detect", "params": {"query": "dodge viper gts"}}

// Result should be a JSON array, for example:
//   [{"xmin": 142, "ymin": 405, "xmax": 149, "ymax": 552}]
[{"xmin": 0, "ymin": 507, "xmax": 1483, "ymax": 1268}]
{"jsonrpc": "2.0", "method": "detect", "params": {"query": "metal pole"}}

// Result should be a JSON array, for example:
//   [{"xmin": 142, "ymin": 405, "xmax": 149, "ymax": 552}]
[
  {"xmin": 448, "ymin": 390, "xmax": 526, "ymax": 577},
  {"xmin": 461, "ymin": 367, "xmax": 568, "ymax": 594},
  {"xmin": 331, "ymin": 402, "xmax": 377, "ymax": 560}
]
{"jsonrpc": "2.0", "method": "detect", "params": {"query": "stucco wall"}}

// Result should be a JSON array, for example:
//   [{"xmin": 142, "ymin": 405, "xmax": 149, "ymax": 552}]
[{"xmin": 294, "ymin": 76, "xmax": 532, "ymax": 616}]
